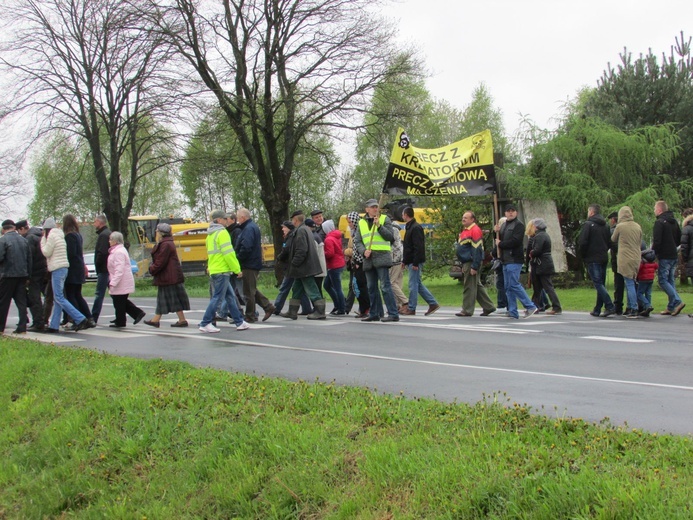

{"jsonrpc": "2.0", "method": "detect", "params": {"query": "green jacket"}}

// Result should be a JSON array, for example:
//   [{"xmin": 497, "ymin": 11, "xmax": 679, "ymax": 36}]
[{"xmin": 206, "ymin": 223, "xmax": 240, "ymax": 275}]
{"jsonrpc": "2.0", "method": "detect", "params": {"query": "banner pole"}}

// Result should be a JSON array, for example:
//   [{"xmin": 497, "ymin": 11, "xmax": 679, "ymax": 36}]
[{"xmin": 493, "ymin": 191, "xmax": 501, "ymax": 257}]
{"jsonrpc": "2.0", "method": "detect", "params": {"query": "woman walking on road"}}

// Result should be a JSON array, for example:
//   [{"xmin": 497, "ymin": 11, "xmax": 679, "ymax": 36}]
[
  {"xmin": 107, "ymin": 231, "xmax": 145, "ymax": 328},
  {"xmin": 143, "ymin": 223, "xmax": 190, "ymax": 328}
]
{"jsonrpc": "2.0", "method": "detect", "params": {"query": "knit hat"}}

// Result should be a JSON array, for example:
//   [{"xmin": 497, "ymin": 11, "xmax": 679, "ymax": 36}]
[
  {"xmin": 347, "ymin": 211, "xmax": 360, "ymax": 226},
  {"xmin": 532, "ymin": 218, "xmax": 547, "ymax": 230},
  {"xmin": 282, "ymin": 220, "xmax": 295, "ymax": 230},
  {"xmin": 42, "ymin": 217, "xmax": 57, "ymax": 229},
  {"xmin": 156, "ymin": 223, "xmax": 172, "ymax": 235},
  {"xmin": 305, "ymin": 218, "xmax": 316, "ymax": 228}
]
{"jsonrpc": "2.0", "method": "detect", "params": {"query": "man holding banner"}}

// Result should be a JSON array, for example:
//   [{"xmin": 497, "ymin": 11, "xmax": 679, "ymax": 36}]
[{"xmin": 354, "ymin": 199, "xmax": 399, "ymax": 322}]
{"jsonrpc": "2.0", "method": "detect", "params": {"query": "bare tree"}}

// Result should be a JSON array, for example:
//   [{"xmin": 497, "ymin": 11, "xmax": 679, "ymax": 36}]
[
  {"xmin": 0, "ymin": 0, "xmax": 183, "ymax": 238},
  {"xmin": 150, "ymin": 0, "xmax": 418, "ymax": 262}
]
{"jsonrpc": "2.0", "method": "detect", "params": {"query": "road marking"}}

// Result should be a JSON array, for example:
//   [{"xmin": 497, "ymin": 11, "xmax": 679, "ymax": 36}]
[
  {"xmin": 118, "ymin": 331, "xmax": 693, "ymax": 392},
  {"xmin": 582, "ymin": 335, "xmax": 654, "ymax": 344},
  {"xmin": 394, "ymin": 322, "xmax": 539, "ymax": 334}
]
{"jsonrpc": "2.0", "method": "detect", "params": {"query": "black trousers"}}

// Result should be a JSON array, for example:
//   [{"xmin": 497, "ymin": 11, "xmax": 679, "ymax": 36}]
[
  {"xmin": 613, "ymin": 271, "xmax": 625, "ymax": 312},
  {"xmin": 110, "ymin": 294, "xmax": 143, "ymax": 326},
  {"xmin": 0, "ymin": 277, "xmax": 28, "ymax": 333},
  {"xmin": 65, "ymin": 283, "xmax": 92, "ymax": 320},
  {"xmin": 26, "ymin": 273, "xmax": 46, "ymax": 326}
]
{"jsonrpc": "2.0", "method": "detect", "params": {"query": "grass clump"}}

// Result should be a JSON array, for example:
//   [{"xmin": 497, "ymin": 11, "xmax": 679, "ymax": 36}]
[{"xmin": 2, "ymin": 338, "xmax": 692, "ymax": 518}]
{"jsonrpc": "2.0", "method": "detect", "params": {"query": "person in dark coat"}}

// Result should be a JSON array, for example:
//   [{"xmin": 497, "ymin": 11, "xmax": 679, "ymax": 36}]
[
  {"xmin": 652, "ymin": 200, "xmax": 685, "ymax": 316},
  {"xmin": 495, "ymin": 204, "xmax": 537, "ymax": 319},
  {"xmin": 280, "ymin": 210, "xmax": 325, "ymax": 320},
  {"xmin": 274, "ymin": 221, "xmax": 312, "ymax": 316},
  {"xmin": 607, "ymin": 212, "xmax": 624, "ymax": 314},
  {"xmin": 91, "ymin": 214, "xmax": 111, "ymax": 323},
  {"xmin": 528, "ymin": 218, "xmax": 562, "ymax": 314},
  {"xmin": 401, "ymin": 206, "xmax": 439, "ymax": 316},
  {"xmin": 144, "ymin": 223, "xmax": 190, "ymax": 328},
  {"xmin": 680, "ymin": 208, "xmax": 693, "ymax": 318},
  {"xmin": 62, "ymin": 214, "xmax": 95, "ymax": 329},
  {"xmin": 17, "ymin": 220, "xmax": 47, "ymax": 331},
  {"xmin": 235, "ymin": 207, "xmax": 274, "ymax": 322},
  {"xmin": 578, "ymin": 203, "xmax": 616, "ymax": 317},
  {"xmin": 0, "ymin": 219, "xmax": 31, "ymax": 334}
]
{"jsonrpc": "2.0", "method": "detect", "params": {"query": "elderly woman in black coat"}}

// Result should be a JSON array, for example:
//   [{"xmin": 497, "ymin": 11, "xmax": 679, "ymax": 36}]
[{"xmin": 527, "ymin": 218, "xmax": 562, "ymax": 315}]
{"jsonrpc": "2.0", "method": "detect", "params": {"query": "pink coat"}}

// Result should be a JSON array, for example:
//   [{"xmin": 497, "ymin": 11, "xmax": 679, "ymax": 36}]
[
  {"xmin": 108, "ymin": 244, "xmax": 135, "ymax": 295},
  {"xmin": 324, "ymin": 229, "xmax": 346, "ymax": 270}
]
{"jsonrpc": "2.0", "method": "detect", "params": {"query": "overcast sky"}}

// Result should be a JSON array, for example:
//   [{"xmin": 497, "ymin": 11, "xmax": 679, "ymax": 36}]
[{"xmin": 391, "ymin": 0, "xmax": 693, "ymax": 137}]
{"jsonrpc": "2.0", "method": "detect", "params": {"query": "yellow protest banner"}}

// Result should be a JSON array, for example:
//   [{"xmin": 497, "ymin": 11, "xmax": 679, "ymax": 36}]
[{"xmin": 383, "ymin": 128, "xmax": 496, "ymax": 196}]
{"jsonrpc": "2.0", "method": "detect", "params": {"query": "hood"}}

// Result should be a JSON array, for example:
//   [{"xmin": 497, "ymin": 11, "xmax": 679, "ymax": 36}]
[
  {"xmin": 588, "ymin": 214, "xmax": 607, "ymax": 226},
  {"xmin": 207, "ymin": 222, "xmax": 225, "ymax": 233},
  {"xmin": 322, "ymin": 219, "xmax": 335, "ymax": 234},
  {"xmin": 683, "ymin": 214, "xmax": 693, "ymax": 227},
  {"xmin": 327, "ymin": 229, "xmax": 342, "ymax": 240},
  {"xmin": 28, "ymin": 226, "xmax": 43, "ymax": 237},
  {"xmin": 618, "ymin": 206, "xmax": 634, "ymax": 222},
  {"xmin": 658, "ymin": 210, "xmax": 678, "ymax": 225}
]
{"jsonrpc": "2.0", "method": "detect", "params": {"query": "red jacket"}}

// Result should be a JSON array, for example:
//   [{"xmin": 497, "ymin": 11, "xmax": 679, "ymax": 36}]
[
  {"xmin": 637, "ymin": 260, "xmax": 657, "ymax": 282},
  {"xmin": 148, "ymin": 236, "xmax": 185, "ymax": 286},
  {"xmin": 323, "ymin": 230, "xmax": 346, "ymax": 270}
]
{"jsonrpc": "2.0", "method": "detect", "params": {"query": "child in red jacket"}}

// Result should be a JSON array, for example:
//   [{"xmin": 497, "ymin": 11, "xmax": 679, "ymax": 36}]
[{"xmin": 637, "ymin": 248, "xmax": 658, "ymax": 317}]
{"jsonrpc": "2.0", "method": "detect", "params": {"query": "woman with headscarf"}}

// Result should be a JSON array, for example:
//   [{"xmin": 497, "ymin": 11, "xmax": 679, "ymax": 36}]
[
  {"xmin": 525, "ymin": 219, "xmax": 550, "ymax": 312},
  {"xmin": 343, "ymin": 211, "xmax": 370, "ymax": 318},
  {"xmin": 527, "ymin": 218, "xmax": 562, "ymax": 315},
  {"xmin": 107, "ymin": 231, "xmax": 145, "ymax": 328},
  {"xmin": 322, "ymin": 219, "xmax": 346, "ymax": 315},
  {"xmin": 143, "ymin": 223, "xmax": 190, "ymax": 327}
]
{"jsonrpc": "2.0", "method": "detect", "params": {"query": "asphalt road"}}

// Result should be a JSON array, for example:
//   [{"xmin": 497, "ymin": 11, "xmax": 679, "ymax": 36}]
[{"xmin": 4, "ymin": 297, "xmax": 693, "ymax": 435}]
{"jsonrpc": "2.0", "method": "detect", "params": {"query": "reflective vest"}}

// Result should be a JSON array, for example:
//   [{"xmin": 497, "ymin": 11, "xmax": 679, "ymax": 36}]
[
  {"xmin": 359, "ymin": 215, "xmax": 391, "ymax": 251},
  {"xmin": 206, "ymin": 229, "xmax": 240, "ymax": 275}
]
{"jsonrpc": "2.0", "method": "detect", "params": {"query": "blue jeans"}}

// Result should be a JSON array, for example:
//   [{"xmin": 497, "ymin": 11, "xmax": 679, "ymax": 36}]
[
  {"xmin": 91, "ymin": 271, "xmax": 109, "ymax": 322},
  {"xmin": 658, "ymin": 258, "xmax": 683, "ymax": 311},
  {"xmin": 637, "ymin": 280, "xmax": 653, "ymax": 310},
  {"xmin": 586, "ymin": 262, "xmax": 614, "ymax": 313},
  {"xmin": 502, "ymin": 263, "xmax": 536, "ymax": 319},
  {"xmin": 323, "ymin": 267, "xmax": 346, "ymax": 312},
  {"xmin": 201, "ymin": 274, "xmax": 244, "ymax": 327},
  {"xmin": 274, "ymin": 276, "xmax": 313, "ymax": 313},
  {"xmin": 49, "ymin": 268, "xmax": 86, "ymax": 330},
  {"xmin": 365, "ymin": 266, "xmax": 399, "ymax": 318},
  {"xmin": 624, "ymin": 277, "xmax": 638, "ymax": 311},
  {"xmin": 407, "ymin": 263, "xmax": 437, "ymax": 311}
]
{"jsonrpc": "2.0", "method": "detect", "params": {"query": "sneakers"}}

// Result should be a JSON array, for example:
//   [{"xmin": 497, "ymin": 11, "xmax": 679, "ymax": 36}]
[
  {"xmin": 523, "ymin": 307, "xmax": 538, "ymax": 319},
  {"xmin": 671, "ymin": 302, "xmax": 686, "ymax": 317},
  {"xmin": 600, "ymin": 308, "xmax": 617, "ymax": 318},
  {"xmin": 199, "ymin": 323, "xmax": 221, "ymax": 333},
  {"xmin": 236, "ymin": 321, "xmax": 250, "ymax": 331},
  {"xmin": 424, "ymin": 303, "xmax": 440, "ymax": 316}
]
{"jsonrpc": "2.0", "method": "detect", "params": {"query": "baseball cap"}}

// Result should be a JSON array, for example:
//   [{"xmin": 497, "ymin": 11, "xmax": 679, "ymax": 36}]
[
  {"xmin": 310, "ymin": 209, "xmax": 323, "ymax": 217},
  {"xmin": 305, "ymin": 218, "xmax": 316, "ymax": 228},
  {"xmin": 504, "ymin": 204, "xmax": 517, "ymax": 212},
  {"xmin": 365, "ymin": 199, "xmax": 379, "ymax": 207},
  {"xmin": 210, "ymin": 209, "xmax": 226, "ymax": 220}
]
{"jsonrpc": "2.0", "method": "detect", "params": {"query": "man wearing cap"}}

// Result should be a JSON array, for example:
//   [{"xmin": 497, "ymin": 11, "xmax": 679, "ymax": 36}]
[
  {"xmin": 235, "ymin": 208, "xmax": 275, "ymax": 322},
  {"xmin": 354, "ymin": 199, "xmax": 399, "ymax": 322},
  {"xmin": 91, "ymin": 214, "xmax": 111, "ymax": 323},
  {"xmin": 607, "ymin": 211, "xmax": 624, "ymax": 315},
  {"xmin": 198, "ymin": 209, "xmax": 249, "ymax": 333},
  {"xmin": 16, "ymin": 220, "xmax": 47, "ymax": 331},
  {"xmin": 495, "ymin": 204, "xmax": 538, "ymax": 319},
  {"xmin": 578, "ymin": 204, "xmax": 616, "ymax": 317},
  {"xmin": 310, "ymin": 209, "xmax": 326, "ymax": 241},
  {"xmin": 281, "ymin": 210, "xmax": 326, "ymax": 319},
  {"xmin": 0, "ymin": 219, "xmax": 32, "ymax": 334}
]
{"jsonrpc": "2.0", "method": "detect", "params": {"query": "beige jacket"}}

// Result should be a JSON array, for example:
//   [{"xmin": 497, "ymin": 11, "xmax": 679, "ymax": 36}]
[
  {"xmin": 611, "ymin": 206, "xmax": 642, "ymax": 279},
  {"xmin": 40, "ymin": 227, "xmax": 69, "ymax": 272}
]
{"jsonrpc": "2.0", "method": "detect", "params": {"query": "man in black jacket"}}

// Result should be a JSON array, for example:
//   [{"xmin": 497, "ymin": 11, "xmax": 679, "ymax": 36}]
[
  {"xmin": 653, "ymin": 200, "xmax": 686, "ymax": 316},
  {"xmin": 578, "ymin": 204, "xmax": 616, "ymax": 317},
  {"xmin": 495, "ymin": 204, "xmax": 537, "ymax": 319},
  {"xmin": 17, "ymin": 220, "xmax": 47, "ymax": 331},
  {"xmin": 401, "ymin": 207, "xmax": 439, "ymax": 316},
  {"xmin": 91, "ymin": 214, "xmax": 111, "ymax": 323},
  {"xmin": 0, "ymin": 219, "xmax": 31, "ymax": 334},
  {"xmin": 607, "ymin": 212, "xmax": 624, "ymax": 314}
]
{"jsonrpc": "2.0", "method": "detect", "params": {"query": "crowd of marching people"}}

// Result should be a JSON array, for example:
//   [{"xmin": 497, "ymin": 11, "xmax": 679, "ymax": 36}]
[{"xmin": 2, "ymin": 198, "xmax": 692, "ymax": 336}]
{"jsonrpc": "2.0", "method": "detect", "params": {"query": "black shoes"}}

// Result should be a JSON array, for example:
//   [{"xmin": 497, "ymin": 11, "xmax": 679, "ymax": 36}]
[
  {"xmin": 600, "ymin": 308, "xmax": 617, "ymax": 318},
  {"xmin": 381, "ymin": 316, "xmax": 400, "ymax": 322},
  {"xmin": 361, "ymin": 315, "xmax": 380, "ymax": 322},
  {"xmin": 134, "ymin": 312, "xmax": 146, "ymax": 325}
]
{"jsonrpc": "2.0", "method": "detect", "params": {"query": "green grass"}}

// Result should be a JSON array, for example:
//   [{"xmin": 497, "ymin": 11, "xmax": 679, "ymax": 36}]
[{"xmin": 2, "ymin": 339, "xmax": 692, "ymax": 518}]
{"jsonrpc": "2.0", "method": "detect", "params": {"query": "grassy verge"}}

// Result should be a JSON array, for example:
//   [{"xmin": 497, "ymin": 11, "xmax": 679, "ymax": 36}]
[{"xmin": 1, "ymin": 339, "xmax": 692, "ymax": 518}]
